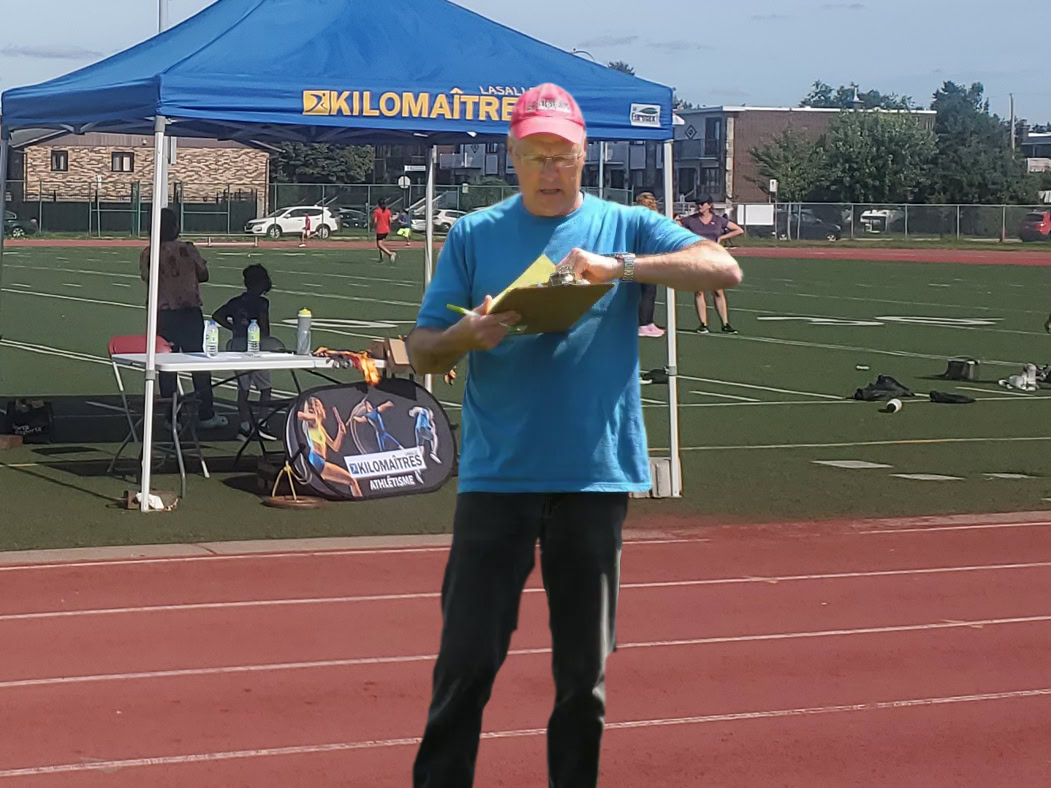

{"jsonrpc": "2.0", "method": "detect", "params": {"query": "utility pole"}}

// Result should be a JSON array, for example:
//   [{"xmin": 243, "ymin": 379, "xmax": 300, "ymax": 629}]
[{"xmin": 1010, "ymin": 93, "xmax": 1015, "ymax": 153}]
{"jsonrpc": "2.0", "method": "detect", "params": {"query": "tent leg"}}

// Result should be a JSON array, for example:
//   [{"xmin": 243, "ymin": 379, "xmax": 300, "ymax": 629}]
[
  {"xmin": 0, "ymin": 131, "xmax": 10, "ymax": 339},
  {"xmin": 423, "ymin": 144, "xmax": 436, "ymax": 393},
  {"xmin": 140, "ymin": 116, "xmax": 169, "ymax": 512},
  {"xmin": 662, "ymin": 140, "xmax": 682, "ymax": 498}
]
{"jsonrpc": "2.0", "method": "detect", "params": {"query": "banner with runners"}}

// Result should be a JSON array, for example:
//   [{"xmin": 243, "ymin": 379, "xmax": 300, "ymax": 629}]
[{"xmin": 284, "ymin": 380, "xmax": 456, "ymax": 501}]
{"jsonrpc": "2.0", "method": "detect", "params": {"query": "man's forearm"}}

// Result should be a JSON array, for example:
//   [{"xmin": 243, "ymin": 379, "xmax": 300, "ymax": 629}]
[
  {"xmin": 635, "ymin": 241, "xmax": 742, "ymax": 292},
  {"xmin": 407, "ymin": 326, "xmax": 470, "ymax": 374}
]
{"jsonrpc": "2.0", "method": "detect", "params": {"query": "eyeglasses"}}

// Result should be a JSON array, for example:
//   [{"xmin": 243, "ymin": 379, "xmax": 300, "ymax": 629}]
[{"xmin": 513, "ymin": 151, "xmax": 583, "ymax": 171}]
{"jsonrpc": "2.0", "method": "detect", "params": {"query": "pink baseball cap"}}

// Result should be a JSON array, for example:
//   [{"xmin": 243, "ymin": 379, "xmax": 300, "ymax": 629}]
[{"xmin": 509, "ymin": 83, "xmax": 586, "ymax": 145}]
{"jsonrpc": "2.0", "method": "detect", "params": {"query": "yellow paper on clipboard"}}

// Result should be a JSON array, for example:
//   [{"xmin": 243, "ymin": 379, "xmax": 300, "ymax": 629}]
[{"xmin": 489, "ymin": 254, "xmax": 557, "ymax": 311}]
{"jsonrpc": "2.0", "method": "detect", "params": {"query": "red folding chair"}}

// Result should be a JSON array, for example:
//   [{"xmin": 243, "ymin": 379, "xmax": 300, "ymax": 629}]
[{"xmin": 107, "ymin": 335, "xmax": 208, "ymax": 496}]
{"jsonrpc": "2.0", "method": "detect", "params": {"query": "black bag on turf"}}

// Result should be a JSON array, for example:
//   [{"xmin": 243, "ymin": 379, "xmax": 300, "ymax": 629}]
[
  {"xmin": 938, "ymin": 357, "xmax": 980, "ymax": 381},
  {"xmin": 6, "ymin": 398, "xmax": 54, "ymax": 442},
  {"xmin": 853, "ymin": 375, "xmax": 915, "ymax": 402}
]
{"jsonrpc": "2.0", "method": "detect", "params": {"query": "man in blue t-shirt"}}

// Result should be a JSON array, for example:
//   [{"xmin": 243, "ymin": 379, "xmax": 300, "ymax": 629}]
[{"xmin": 408, "ymin": 83, "xmax": 742, "ymax": 788}]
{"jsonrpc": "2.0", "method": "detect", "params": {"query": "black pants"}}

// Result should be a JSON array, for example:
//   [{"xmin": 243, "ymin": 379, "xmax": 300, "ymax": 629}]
[
  {"xmin": 413, "ymin": 492, "xmax": 627, "ymax": 788},
  {"xmin": 157, "ymin": 307, "xmax": 215, "ymax": 420},
  {"xmin": 638, "ymin": 283, "xmax": 658, "ymax": 326}
]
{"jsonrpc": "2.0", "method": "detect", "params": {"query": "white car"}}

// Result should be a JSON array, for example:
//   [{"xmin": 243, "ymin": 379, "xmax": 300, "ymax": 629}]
[
  {"xmin": 411, "ymin": 209, "xmax": 466, "ymax": 233},
  {"xmin": 245, "ymin": 206, "xmax": 340, "ymax": 240}
]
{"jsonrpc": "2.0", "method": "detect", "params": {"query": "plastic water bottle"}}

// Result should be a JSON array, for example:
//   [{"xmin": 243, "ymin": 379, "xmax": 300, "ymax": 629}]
[
  {"xmin": 204, "ymin": 320, "xmax": 219, "ymax": 358},
  {"xmin": 296, "ymin": 308, "xmax": 312, "ymax": 355},
  {"xmin": 247, "ymin": 319, "xmax": 261, "ymax": 355}
]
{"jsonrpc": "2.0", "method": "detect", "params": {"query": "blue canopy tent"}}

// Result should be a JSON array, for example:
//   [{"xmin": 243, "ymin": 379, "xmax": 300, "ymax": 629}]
[{"xmin": 0, "ymin": 0, "xmax": 684, "ymax": 510}]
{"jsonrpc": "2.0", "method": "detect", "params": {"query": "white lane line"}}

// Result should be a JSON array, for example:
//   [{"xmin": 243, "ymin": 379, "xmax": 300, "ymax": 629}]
[
  {"xmin": 61, "ymin": 283, "xmax": 83, "ymax": 288},
  {"xmin": 862, "ymin": 521, "xmax": 1051, "ymax": 535},
  {"xmin": 678, "ymin": 375, "xmax": 841, "ymax": 400},
  {"xmin": 4, "ymin": 560, "xmax": 1049, "ymax": 621},
  {"xmin": 689, "ymin": 389, "xmax": 760, "ymax": 402},
  {"xmin": 1, "ymin": 614, "xmax": 1050, "ymax": 693},
  {"xmin": 1, "ymin": 686, "xmax": 1048, "ymax": 777},
  {"xmin": 672, "ymin": 436, "xmax": 1051, "ymax": 452}
]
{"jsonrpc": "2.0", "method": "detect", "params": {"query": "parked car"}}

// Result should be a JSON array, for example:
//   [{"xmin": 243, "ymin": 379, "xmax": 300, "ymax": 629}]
[
  {"xmin": 859, "ymin": 208, "xmax": 904, "ymax": 234},
  {"xmin": 3, "ymin": 210, "xmax": 38, "ymax": 238},
  {"xmin": 244, "ymin": 206, "xmax": 340, "ymax": 239},
  {"xmin": 1019, "ymin": 210, "xmax": 1051, "ymax": 242},
  {"xmin": 335, "ymin": 206, "xmax": 368, "ymax": 229},
  {"xmin": 777, "ymin": 208, "xmax": 843, "ymax": 241},
  {"xmin": 411, "ymin": 209, "xmax": 466, "ymax": 233}
]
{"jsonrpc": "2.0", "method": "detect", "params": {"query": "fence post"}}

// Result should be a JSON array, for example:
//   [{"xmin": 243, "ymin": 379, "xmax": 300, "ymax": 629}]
[
  {"xmin": 37, "ymin": 180, "xmax": 43, "ymax": 233},
  {"xmin": 1001, "ymin": 204, "xmax": 1006, "ymax": 243},
  {"xmin": 227, "ymin": 183, "xmax": 232, "ymax": 235},
  {"xmin": 850, "ymin": 203, "xmax": 855, "ymax": 240},
  {"xmin": 956, "ymin": 204, "xmax": 961, "ymax": 240},
  {"xmin": 904, "ymin": 204, "xmax": 909, "ymax": 239}
]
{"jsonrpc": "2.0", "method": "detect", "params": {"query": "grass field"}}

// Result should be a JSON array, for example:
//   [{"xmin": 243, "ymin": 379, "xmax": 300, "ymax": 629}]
[{"xmin": 2, "ymin": 242, "xmax": 1051, "ymax": 551}]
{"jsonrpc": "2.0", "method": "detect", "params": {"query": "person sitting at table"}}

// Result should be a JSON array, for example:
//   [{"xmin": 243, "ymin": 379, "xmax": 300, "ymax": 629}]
[
  {"xmin": 138, "ymin": 207, "xmax": 226, "ymax": 430},
  {"xmin": 213, "ymin": 264, "xmax": 275, "ymax": 441}
]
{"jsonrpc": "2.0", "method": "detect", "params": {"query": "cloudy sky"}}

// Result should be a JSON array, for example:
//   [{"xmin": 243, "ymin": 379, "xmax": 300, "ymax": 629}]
[{"xmin": 0, "ymin": 0, "xmax": 1046, "ymax": 122}]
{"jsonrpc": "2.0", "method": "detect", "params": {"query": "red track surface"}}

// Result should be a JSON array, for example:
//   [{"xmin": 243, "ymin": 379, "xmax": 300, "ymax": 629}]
[
  {"xmin": 2, "ymin": 514, "xmax": 1051, "ymax": 786},
  {"xmin": 8, "ymin": 236, "xmax": 1051, "ymax": 265}
]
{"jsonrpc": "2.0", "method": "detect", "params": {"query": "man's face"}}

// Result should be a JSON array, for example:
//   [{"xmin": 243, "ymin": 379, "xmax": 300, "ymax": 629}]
[{"xmin": 510, "ymin": 133, "xmax": 585, "ymax": 217}]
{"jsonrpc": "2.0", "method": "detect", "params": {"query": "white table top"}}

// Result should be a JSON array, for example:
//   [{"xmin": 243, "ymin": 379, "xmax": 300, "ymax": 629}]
[{"xmin": 111, "ymin": 351, "xmax": 380, "ymax": 373}]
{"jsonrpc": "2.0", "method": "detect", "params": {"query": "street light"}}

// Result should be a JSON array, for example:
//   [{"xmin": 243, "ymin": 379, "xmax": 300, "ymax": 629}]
[{"xmin": 570, "ymin": 49, "xmax": 606, "ymax": 200}]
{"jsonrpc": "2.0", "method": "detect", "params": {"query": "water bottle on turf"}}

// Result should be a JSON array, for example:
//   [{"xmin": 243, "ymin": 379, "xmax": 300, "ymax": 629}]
[
  {"xmin": 296, "ymin": 308, "xmax": 312, "ymax": 355},
  {"xmin": 204, "ymin": 320, "xmax": 219, "ymax": 358},
  {"xmin": 247, "ymin": 319, "xmax": 261, "ymax": 355}
]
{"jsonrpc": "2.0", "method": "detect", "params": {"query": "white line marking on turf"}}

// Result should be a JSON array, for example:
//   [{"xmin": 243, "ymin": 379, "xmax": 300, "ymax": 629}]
[
  {"xmin": 1, "ymin": 615, "xmax": 1050, "ymax": 695},
  {"xmin": 689, "ymin": 390, "xmax": 760, "ymax": 402},
  {"xmin": 61, "ymin": 283, "xmax": 83, "ymax": 288},
  {"xmin": 891, "ymin": 473, "xmax": 964, "ymax": 481},
  {"xmin": 813, "ymin": 460, "xmax": 894, "ymax": 469},
  {"xmin": 984, "ymin": 473, "xmax": 1036, "ymax": 480},
  {"xmin": 678, "ymin": 374, "xmax": 841, "ymax": 400},
  {"xmin": 670, "ymin": 437, "xmax": 1051, "ymax": 452},
  {"xmin": 4, "ymin": 560, "xmax": 1049, "ymax": 622},
  {"xmin": 8, "ymin": 283, "xmax": 32, "ymax": 289},
  {"xmin": 957, "ymin": 385, "xmax": 1026, "ymax": 397},
  {"xmin": 112, "ymin": 283, "xmax": 131, "ymax": 288},
  {"xmin": 1, "ymin": 686, "xmax": 1049, "ymax": 777}
]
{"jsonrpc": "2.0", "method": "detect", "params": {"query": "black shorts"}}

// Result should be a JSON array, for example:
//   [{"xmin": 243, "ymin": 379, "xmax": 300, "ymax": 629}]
[{"xmin": 376, "ymin": 233, "xmax": 388, "ymax": 241}]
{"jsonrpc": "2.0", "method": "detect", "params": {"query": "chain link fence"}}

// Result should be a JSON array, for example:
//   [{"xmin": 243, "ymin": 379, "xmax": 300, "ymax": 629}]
[
  {"xmin": 730, "ymin": 202, "xmax": 1051, "ymax": 243},
  {"xmin": 3, "ymin": 180, "xmax": 635, "ymax": 236}
]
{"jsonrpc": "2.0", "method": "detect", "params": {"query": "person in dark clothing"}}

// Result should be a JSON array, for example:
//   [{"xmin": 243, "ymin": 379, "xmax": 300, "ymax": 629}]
[
  {"xmin": 138, "ymin": 208, "xmax": 226, "ymax": 428},
  {"xmin": 213, "ymin": 264, "xmax": 274, "ymax": 440},
  {"xmin": 634, "ymin": 192, "xmax": 664, "ymax": 337},
  {"xmin": 679, "ymin": 194, "xmax": 745, "ymax": 334}
]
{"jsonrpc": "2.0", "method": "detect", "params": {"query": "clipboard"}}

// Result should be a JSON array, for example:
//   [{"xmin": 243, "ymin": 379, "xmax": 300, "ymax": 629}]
[{"xmin": 489, "ymin": 281, "xmax": 614, "ymax": 334}]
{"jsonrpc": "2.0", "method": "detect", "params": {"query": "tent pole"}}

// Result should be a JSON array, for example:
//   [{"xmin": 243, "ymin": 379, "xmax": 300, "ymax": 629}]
[
  {"xmin": 598, "ymin": 142, "xmax": 605, "ymax": 200},
  {"xmin": 423, "ymin": 144, "xmax": 436, "ymax": 392},
  {"xmin": 0, "ymin": 130, "xmax": 10, "ymax": 339},
  {"xmin": 139, "ymin": 116, "xmax": 169, "ymax": 512},
  {"xmin": 662, "ymin": 139, "xmax": 682, "ymax": 497}
]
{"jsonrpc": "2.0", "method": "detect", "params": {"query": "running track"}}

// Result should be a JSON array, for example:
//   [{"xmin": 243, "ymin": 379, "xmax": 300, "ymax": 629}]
[{"xmin": 1, "ymin": 512, "xmax": 1050, "ymax": 785}]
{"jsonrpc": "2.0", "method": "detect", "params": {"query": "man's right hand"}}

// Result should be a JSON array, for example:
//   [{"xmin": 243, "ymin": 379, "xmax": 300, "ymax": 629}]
[{"xmin": 447, "ymin": 295, "xmax": 520, "ymax": 352}]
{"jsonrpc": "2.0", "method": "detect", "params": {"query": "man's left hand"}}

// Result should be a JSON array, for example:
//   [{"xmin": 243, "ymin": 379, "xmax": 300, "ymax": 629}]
[{"xmin": 558, "ymin": 248, "xmax": 622, "ymax": 284}]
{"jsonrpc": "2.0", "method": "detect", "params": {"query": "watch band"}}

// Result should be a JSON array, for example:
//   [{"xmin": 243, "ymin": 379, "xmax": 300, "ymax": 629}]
[{"xmin": 615, "ymin": 253, "xmax": 636, "ymax": 282}]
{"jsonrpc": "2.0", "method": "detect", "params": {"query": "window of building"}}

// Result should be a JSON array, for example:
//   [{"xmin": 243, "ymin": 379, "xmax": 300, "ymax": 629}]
[
  {"xmin": 50, "ymin": 150, "xmax": 69, "ymax": 172},
  {"xmin": 111, "ymin": 152, "xmax": 135, "ymax": 172}
]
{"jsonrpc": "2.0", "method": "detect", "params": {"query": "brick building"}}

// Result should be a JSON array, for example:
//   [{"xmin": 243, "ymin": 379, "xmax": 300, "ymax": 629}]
[
  {"xmin": 14, "ymin": 129, "xmax": 270, "ymax": 213},
  {"xmin": 674, "ymin": 106, "xmax": 937, "ymax": 204}
]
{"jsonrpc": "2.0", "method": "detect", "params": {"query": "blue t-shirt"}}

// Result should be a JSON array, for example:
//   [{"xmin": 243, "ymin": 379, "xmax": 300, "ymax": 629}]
[{"xmin": 416, "ymin": 193, "xmax": 699, "ymax": 493}]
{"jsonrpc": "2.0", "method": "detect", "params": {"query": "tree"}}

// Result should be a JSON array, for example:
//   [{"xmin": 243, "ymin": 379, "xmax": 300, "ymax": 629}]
[
  {"xmin": 271, "ymin": 143, "xmax": 375, "ymax": 183},
  {"xmin": 816, "ymin": 111, "xmax": 936, "ymax": 203},
  {"xmin": 801, "ymin": 80, "xmax": 913, "ymax": 110},
  {"xmin": 929, "ymin": 81, "xmax": 1037, "ymax": 203},
  {"xmin": 607, "ymin": 61, "xmax": 635, "ymax": 75},
  {"xmin": 749, "ymin": 130, "xmax": 825, "ymax": 201},
  {"xmin": 674, "ymin": 95, "xmax": 697, "ymax": 111}
]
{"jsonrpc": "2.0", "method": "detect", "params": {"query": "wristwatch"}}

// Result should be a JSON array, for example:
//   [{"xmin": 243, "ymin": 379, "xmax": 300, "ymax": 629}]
[{"xmin": 615, "ymin": 253, "xmax": 636, "ymax": 282}]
